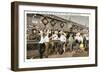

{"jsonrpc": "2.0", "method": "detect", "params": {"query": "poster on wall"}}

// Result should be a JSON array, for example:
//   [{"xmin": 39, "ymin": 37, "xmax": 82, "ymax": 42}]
[{"xmin": 11, "ymin": 1, "xmax": 97, "ymax": 71}]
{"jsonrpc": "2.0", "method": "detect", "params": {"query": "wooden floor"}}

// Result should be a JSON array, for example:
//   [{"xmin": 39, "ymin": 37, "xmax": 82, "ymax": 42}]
[{"xmin": 27, "ymin": 49, "xmax": 88, "ymax": 59}]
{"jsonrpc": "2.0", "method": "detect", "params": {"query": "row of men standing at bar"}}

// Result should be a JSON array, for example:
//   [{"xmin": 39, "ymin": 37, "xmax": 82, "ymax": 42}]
[{"xmin": 29, "ymin": 28, "xmax": 89, "ymax": 58}]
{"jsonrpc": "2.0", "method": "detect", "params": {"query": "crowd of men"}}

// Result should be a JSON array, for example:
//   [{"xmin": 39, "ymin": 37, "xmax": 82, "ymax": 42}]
[{"xmin": 28, "ymin": 28, "xmax": 89, "ymax": 58}]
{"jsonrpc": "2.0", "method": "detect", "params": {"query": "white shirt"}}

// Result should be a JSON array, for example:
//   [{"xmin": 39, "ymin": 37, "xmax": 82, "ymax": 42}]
[
  {"xmin": 75, "ymin": 35, "xmax": 83, "ymax": 42},
  {"xmin": 80, "ymin": 36, "xmax": 83, "ymax": 43},
  {"xmin": 86, "ymin": 36, "xmax": 89, "ymax": 41},
  {"xmin": 75, "ymin": 35, "xmax": 80, "ymax": 41},
  {"xmin": 44, "ymin": 34, "xmax": 49, "ymax": 43},
  {"xmin": 60, "ymin": 35, "xmax": 66, "ymax": 42},
  {"xmin": 39, "ymin": 35, "xmax": 44, "ymax": 43},
  {"xmin": 52, "ymin": 34, "xmax": 58, "ymax": 40}
]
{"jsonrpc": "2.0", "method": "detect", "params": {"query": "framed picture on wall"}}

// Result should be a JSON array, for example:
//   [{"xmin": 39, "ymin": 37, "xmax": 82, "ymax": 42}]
[{"xmin": 11, "ymin": 1, "xmax": 97, "ymax": 71}]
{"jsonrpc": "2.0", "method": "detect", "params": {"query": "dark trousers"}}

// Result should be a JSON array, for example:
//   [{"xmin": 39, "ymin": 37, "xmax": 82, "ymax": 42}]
[
  {"xmin": 38, "ymin": 43, "xmax": 49, "ymax": 58},
  {"xmin": 54, "ymin": 41, "xmax": 59, "ymax": 54},
  {"xmin": 44, "ymin": 42, "xmax": 49, "ymax": 58},
  {"xmin": 38, "ymin": 43, "xmax": 45, "ymax": 58}
]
